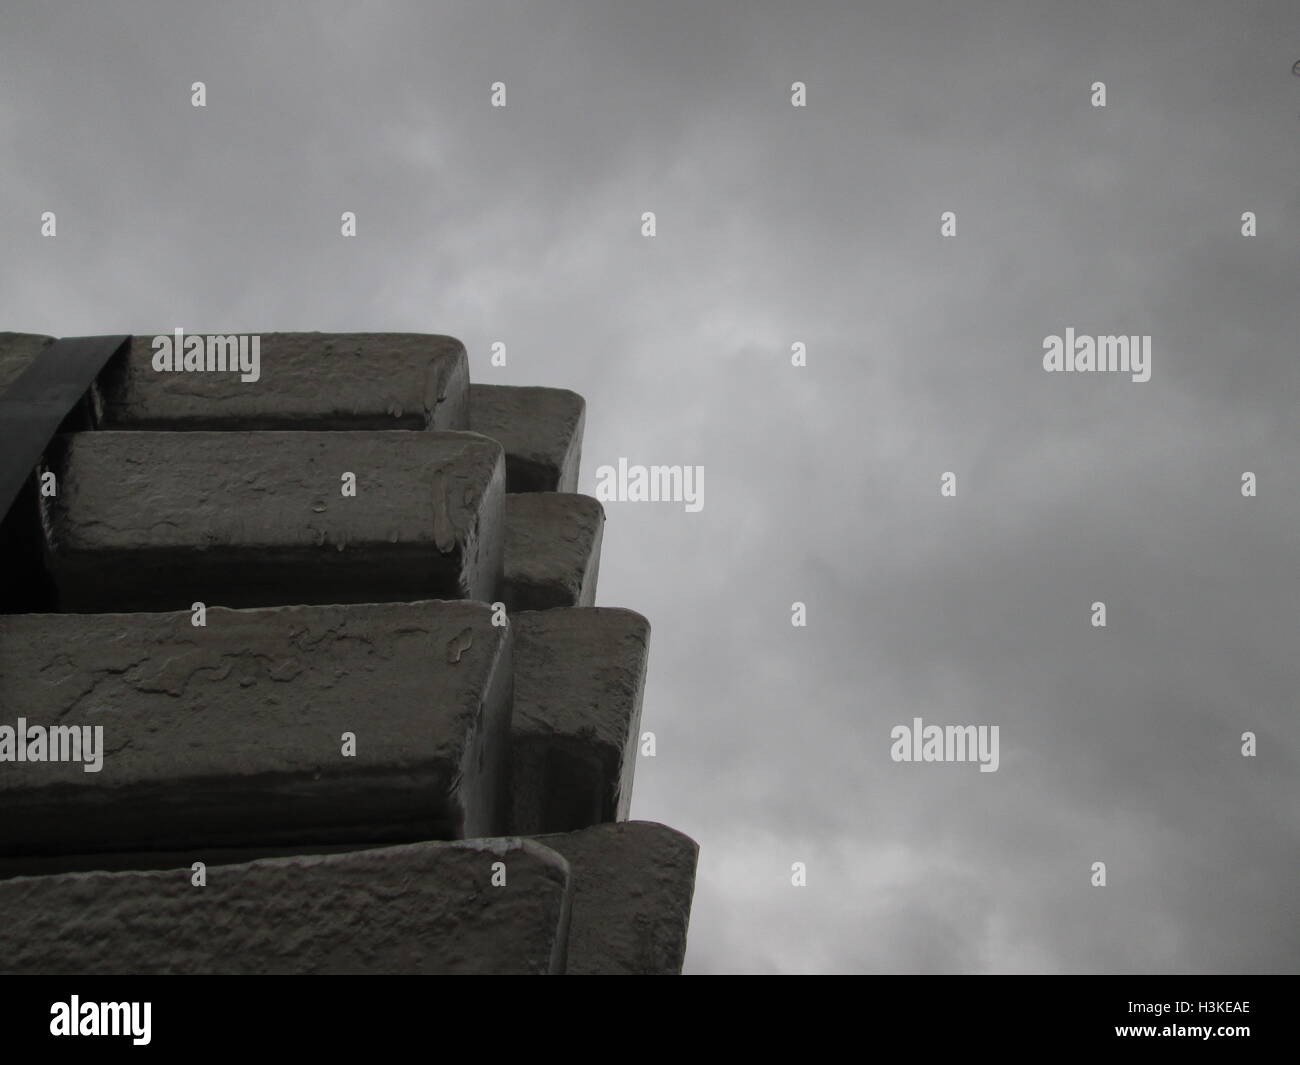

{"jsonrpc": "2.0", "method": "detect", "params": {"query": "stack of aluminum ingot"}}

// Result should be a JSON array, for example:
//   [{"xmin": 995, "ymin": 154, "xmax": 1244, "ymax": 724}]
[{"xmin": 0, "ymin": 332, "xmax": 696, "ymax": 975}]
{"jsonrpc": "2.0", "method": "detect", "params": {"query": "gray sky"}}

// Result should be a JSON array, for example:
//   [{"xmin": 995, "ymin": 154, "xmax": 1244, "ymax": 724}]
[{"xmin": 2, "ymin": 0, "xmax": 1297, "ymax": 973}]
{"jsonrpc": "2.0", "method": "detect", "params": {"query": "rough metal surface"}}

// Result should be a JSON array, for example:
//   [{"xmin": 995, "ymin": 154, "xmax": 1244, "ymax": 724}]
[
  {"xmin": 537, "ymin": 821, "xmax": 698, "ymax": 975},
  {"xmin": 0, "ymin": 600, "xmax": 513, "ymax": 855},
  {"xmin": 469, "ymin": 384, "xmax": 585, "ymax": 492},
  {"xmin": 0, "ymin": 334, "xmax": 95, "ymax": 611},
  {"xmin": 0, "ymin": 335, "xmax": 130, "ymax": 522},
  {"xmin": 0, "ymin": 838, "xmax": 571, "ymax": 974},
  {"xmin": 504, "ymin": 493, "xmax": 603, "ymax": 611},
  {"xmin": 40, "ymin": 430, "xmax": 505, "ymax": 610},
  {"xmin": 0, "ymin": 335, "xmax": 57, "ymax": 611},
  {"xmin": 93, "ymin": 332, "xmax": 470, "ymax": 431},
  {"xmin": 510, "ymin": 608, "xmax": 649, "ymax": 834},
  {"xmin": 0, "ymin": 332, "xmax": 54, "ymax": 396},
  {"xmin": 0, "ymin": 841, "xmax": 395, "ymax": 880}
]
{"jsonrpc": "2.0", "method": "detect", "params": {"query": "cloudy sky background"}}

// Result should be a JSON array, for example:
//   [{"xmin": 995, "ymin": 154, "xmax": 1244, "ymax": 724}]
[{"xmin": 2, "ymin": 0, "xmax": 1297, "ymax": 972}]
